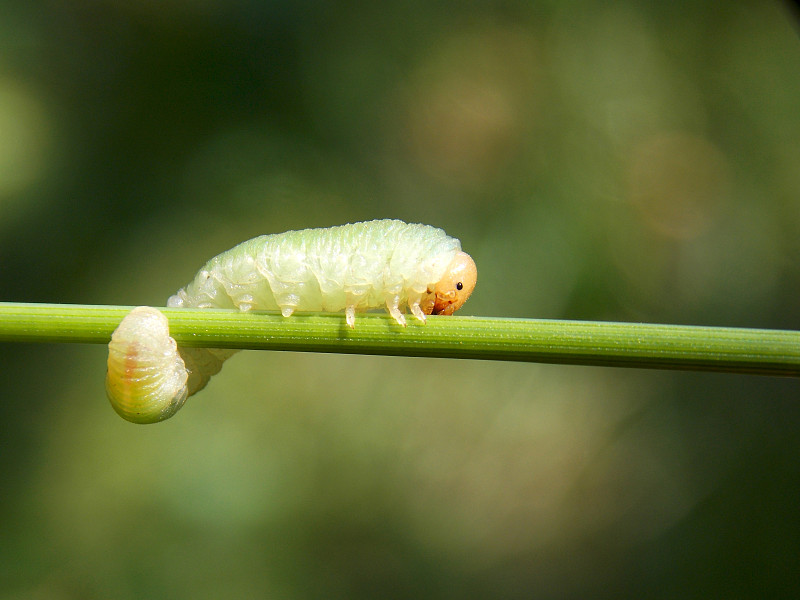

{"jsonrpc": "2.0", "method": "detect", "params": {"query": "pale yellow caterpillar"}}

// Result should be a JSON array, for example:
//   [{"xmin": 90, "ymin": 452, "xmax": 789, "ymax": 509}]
[{"xmin": 107, "ymin": 220, "xmax": 477, "ymax": 423}]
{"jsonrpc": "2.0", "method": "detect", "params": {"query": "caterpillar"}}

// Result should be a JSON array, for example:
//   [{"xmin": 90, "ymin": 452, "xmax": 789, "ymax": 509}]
[{"xmin": 106, "ymin": 219, "xmax": 477, "ymax": 423}]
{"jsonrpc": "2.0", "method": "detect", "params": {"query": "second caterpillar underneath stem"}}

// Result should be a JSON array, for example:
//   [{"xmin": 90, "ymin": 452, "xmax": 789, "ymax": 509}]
[{"xmin": 106, "ymin": 220, "xmax": 477, "ymax": 424}]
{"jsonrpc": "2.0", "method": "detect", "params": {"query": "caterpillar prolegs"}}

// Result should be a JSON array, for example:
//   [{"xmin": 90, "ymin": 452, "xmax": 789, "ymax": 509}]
[{"xmin": 106, "ymin": 220, "xmax": 477, "ymax": 423}]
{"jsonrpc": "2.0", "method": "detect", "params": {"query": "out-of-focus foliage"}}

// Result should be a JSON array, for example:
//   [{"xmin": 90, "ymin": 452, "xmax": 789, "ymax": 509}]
[{"xmin": 1, "ymin": 1, "xmax": 799, "ymax": 597}]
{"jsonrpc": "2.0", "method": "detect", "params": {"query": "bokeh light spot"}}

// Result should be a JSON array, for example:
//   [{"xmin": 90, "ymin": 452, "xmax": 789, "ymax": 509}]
[
  {"xmin": 626, "ymin": 131, "xmax": 730, "ymax": 239},
  {"xmin": 0, "ymin": 78, "xmax": 51, "ymax": 198}
]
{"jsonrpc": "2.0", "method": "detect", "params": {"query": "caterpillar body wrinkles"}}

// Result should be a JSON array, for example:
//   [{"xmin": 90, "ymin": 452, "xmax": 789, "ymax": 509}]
[{"xmin": 106, "ymin": 220, "xmax": 477, "ymax": 423}]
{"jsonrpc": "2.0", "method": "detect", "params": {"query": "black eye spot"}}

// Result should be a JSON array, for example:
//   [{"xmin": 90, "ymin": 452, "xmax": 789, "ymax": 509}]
[{"xmin": 456, "ymin": 282, "xmax": 463, "ymax": 290}]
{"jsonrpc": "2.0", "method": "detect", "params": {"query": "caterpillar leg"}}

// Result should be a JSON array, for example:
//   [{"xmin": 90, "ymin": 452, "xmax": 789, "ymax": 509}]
[
  {"xmin": 276, "ymin": 292, "xmax": 300, "ymax": 318},
  {"xmin": 409, "ymin": 303, "xmax": 427, "ymax": 324},
  {"xmin": 385, "ymin": 295, "xmax": 407, "ymax": 327},
  {"xmin": 234, "ymin": 293, "xmax": 255, "ymax": 312},
  {"xmin": 406, "ymin": 291, "xmax": 428, "ymax": 324},
  {"xmin": 345, "ymin": 290, "xmax": 369, "ymax": 328}
]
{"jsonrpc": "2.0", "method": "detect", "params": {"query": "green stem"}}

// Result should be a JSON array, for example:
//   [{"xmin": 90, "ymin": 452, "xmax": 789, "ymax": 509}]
[{"xmin": 1, "ymin": 302, "xmax": 799, "ymax": 377}]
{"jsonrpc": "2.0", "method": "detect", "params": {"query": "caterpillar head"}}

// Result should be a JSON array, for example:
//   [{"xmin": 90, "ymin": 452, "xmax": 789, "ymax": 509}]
[{"xmin": 431, "ymin": 251, "xmax": 477, "ymax": 315}]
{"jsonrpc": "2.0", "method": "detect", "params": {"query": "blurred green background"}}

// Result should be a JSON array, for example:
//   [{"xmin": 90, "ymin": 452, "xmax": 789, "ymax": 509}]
[{"xmin": 2, "ymin": 1, "xmax": 800, "ymax": 597}]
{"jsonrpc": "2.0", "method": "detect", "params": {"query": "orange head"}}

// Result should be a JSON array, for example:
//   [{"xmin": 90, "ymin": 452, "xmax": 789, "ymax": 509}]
[{"xmin": 431, "ymin": 251, "xmax": 477, "ymax": 315}]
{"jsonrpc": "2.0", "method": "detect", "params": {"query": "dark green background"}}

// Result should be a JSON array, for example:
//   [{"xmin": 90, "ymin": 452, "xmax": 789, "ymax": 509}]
[{"xmin": 2, "ymin": 1, "xmax": 799, "ymax": 597}]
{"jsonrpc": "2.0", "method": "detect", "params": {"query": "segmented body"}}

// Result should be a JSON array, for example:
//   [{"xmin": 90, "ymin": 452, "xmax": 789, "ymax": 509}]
[
  {"xmin": 106, "ymin": 220, "xmax": 477, "ymax": 423},
  {"xmin": 167, "ymin": 220, "xmax": 462, "ymax": 320},
  {"xmin": 105, "ymin": 307, "xmax": 189, "ymax": 423}
]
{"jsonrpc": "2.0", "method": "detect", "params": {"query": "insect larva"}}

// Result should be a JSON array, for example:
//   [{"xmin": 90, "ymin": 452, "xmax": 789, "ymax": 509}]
[
  {"xmin": 105, "ymin": 306, "xmax": 189, "ymax": 424},
  {"xmin": 106, "ymin": 219, "xmax": 477, "ymax": 423}
]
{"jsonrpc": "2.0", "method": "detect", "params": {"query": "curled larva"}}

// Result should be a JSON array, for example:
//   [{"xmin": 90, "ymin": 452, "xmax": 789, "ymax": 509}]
[
  {"xmin": 105, "ymin": 306, "xmax": 189, "ymax": 424},
  {"xmin": 106, "ymin": 219, "xmax": 477, "ymax": 423},
  {"xmin": 106, "ymin": 307, "xmax": 238, "ymax": 423}
]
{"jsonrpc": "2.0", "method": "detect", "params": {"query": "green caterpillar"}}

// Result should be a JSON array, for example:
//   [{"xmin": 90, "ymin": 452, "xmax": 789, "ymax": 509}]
[{"xmin": 106, "ymin": 220, "xmax": 477, "ymax": 424}]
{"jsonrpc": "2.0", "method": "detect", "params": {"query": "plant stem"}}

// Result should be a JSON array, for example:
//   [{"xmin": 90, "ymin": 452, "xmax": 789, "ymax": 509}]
[{"xmin": 1, "ymin": 302, "xmax": 798, "ymax": 377}]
